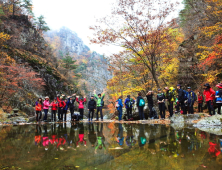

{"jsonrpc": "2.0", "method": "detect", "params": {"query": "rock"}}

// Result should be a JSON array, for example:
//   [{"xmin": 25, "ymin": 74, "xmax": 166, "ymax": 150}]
[
  {"xmin": 10, "ymin": 116, "xmax": 28, "ymax": 123},
  {"xmin": 170, "ymin": 114, "xmax": 184, "ymax": 123},
  {"xmin": 170, "ymin": 114, "xmax": 201, "ymax": 123},
  {"xmin": 28, "ymin": 116, "xmax": 36, "ymax": 122},
  {"xmin": 195, "ymin": 114, "xmax": 222, "ymax": 126}
]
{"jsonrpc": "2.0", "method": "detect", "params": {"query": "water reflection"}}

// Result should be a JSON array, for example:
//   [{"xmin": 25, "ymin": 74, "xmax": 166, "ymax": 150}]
[{"xmin": 0, "ymin": 123, "xmax": 222, "ymax": 169}]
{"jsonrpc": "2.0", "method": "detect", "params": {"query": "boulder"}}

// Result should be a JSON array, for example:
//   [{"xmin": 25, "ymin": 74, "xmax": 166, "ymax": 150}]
[
  {"xmin": 170, "ymin": 114, "xmax": 201, "ymax": 123},
  {"xmin": 10, "ymin": 116, "xmax": 28, "ymax": 123},
  {"xmin": 197, "ymin": 126, "xmax": 222, "ymax": 135},
  {"xmin": 195, "ymin": 114, "xmax": 222, "ymax": 126},
  {"xmin": 170, "ymin": 114, "xmax": 184, "ymax": 123}
]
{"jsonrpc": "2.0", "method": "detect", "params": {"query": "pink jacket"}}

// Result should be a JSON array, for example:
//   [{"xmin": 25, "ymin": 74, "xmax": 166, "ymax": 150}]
[
  {"xmin": 43, "ymin": 100, "xmax": 50, "ymax": 109},
  {"xmin": 76, "ymin": 98, "xmax": 86, "ymax": 109}
]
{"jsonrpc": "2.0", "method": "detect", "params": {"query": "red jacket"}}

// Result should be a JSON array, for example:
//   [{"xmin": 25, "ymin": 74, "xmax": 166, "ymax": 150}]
[
  {"xmin": 51, "ymin": 102, "xmax": 58, "ymax": 111},
  {"xmin": 57, "ymin": 97, "xmax": 66, "ymax": 108},
  {"xmin": 57, "ymin": 137, "xmax": 66, "ymax": 148},
  {"xmin": 76, "ymin": 134, "xmax": 86, "ymax": 145},
  {"xmin": 198, "ymin": 95, "xmax": 203, "ymax": 103},
  {"xmin": 35, "ymin": 102, "xmax": 42, "ymax": 111},
  {"xmin": 203, "ymin": 88, "xmax": 215, "ymax": 101},
  {"xmin": 76, "ymin": 98, "xmax": 86, "ymax": 109}
]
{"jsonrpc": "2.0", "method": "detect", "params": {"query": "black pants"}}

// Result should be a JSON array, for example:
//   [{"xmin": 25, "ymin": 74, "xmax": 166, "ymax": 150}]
[
  {"xmin": 198, "ymin": 103, "xmax": 203, "ymax": 112},
  {"xmin": 148, "ymin": 104, "xmax": 153, "ymax": 118},
  {"xmin": 180, "ymin": 101, "xmax": 185, "ymax": 115},
  {"xmin": 126, "ymin": 108, "xmax": 132, "ymax": 119},
  {"xmin": 58, "ymin": 107, "xmax": 63, "ymax": 120},
  {"xmin": 96, "ymin": 106, "xmax": 103, "ymax": 120},
  {"xmin": 70, "ymin": 107, "xmax": 74, "ymax": 120},
  {"xmin": 63, "ymin": 110, "xmax": 67, "ymax": 121},
  {"xmin": 217, "ymin": 103, "xmax": 222, "ymax": 115},
  {"xmin": 138, "ymin": 106, "xmax": 144, "ymax": 120},
  {"xmin": 88, "ymin": 109, "xmax": 94, "ymax": 120},
  {"xmin": 159, "ymin": 103, "xmax": 165, "ymax": 119},
  {"xmin": 207, "ymin": 100, "xmax": 215, "ymax": 115},
  {"xmin": 169, "ymin": 102, "xmax": 174, "ymax": 117},
  {"xmin": 188, "ymin": 103, "xmax": 194, "ymax": 114},
  {"xmin": 51, "ymin": 110, "xmax": 56, "ymax": 121},
  {"xmin": 36, "ymin": 111, "xmax": 42, "ymax": 121},
  {"xmin": 79, "ymin": 108, "xmax": 84, "ymax": 120}
]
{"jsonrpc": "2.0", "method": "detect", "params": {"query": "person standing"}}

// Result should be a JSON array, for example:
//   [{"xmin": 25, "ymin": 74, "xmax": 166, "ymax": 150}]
[
  {"xmin": 146, "ymin": 91, "xmax": 154, "ymax": 119},
  {"xmin": 94, "ymin": 89, "xmax": 105, "ymax": 121},
  {"xmin": 215, "ymin": 83, "xmax": 222, "ymax": 115},
  {"xmin": 43, "ymin": 96, "xmax": 50, "ymax": 122},
  {"xmin": 168, "ymin": 87, "xmax": 176, "ymax": 117},
  {"xmin": 197, "ymin": 92, "xmax": 203, "ymax": 113},
  {"xmin": 186, "ymin": 87, "xmax": 196, "ymax": 114},
  {"xmin": 88, "ymin": 96, "xmax": 97, "ymax": 121},
  {"xmin": 50, "ymin": 98, "xmax": 58, "ymax": 122},
  {"xmin": 124, "ymin": 95, "xmax": 135, "ymax": 121},
  {"xmin": 137, "ymin": 92, "xmax": 145, "ymax": 120},
  {"xmin": 69, "ymin": 94, "xmax": 76, "ymax": 121},
  {"xmin": 157, "ymin": 89, "xmax": 165, "ymax": 119},
  {"xmin": 35, "ymin": 98, "xmax": 43, "ymax": 122},
  {"xmin": 116, "ymin": 96, "xmax": 123, "ymax": 121},
  {"xmin": 203, "ymin": 83, "xmax": 215, "ymax": 116},
  {"xmin": 76, "ymin": 96, "xmax": 87, "ymax": 120},
  {"xmin": 63, "ymin": 99, "xmax": 70, "ymax": 122},
  {"xmin": 88, "ymin": 123, "xmax": 97, "ymax": 147},
  {"xmin": 57, "ymin": 95, "xmax": 66, "ymax": 121},
  {"xmin": 177, "ymin": 84, "xmax": 185, "ymax": 114}
]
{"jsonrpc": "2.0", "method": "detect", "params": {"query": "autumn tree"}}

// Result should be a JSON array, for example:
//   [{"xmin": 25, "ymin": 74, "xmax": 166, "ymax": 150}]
[{"xmin": 90, "ymin": 0, "xmax": 182, "ymax": 88}]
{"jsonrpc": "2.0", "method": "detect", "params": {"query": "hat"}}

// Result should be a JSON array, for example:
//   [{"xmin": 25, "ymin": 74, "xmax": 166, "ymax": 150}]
[
  {"xmin": 187, "ymin": 87, "xmax": 191, "ymax": 89},
  {"xmin": 216, "ymin": 83, "xmax": 222, "ymax": 89},
  {"xmin": 45, "ymin": 96, "xmax": 49, "ymax": 99},
  {"xmin": 158, "ymin": 88, "xmax": 161, "ymax": 91},
  {"xmin": 164, "ymin": 87, "xmax": 169, "ymax": 90},
  {"xmin": 54, "ymin": 97, "xmax": 57, "ymax": 100},
  {"xmin": 204, "ymin": 83, "xmax": 210, "ymax": 87},
  {"xmin": 177, "ymin": 84, "xmax": 181, "ymax": 87},
  {"xmin": 60, "ymin": 96, "xmax": 63, "ymax": 99},
  {"xmin": 91, "ymin": 96, "xmax": 94, "ymax": 97}
]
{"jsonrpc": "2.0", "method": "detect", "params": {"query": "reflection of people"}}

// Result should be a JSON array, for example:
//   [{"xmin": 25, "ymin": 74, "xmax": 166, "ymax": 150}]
[
  {"xmin": 67, "ymin": 123, "xmax": 77, "ymax": 149},
  {"xmin": 95, "ymin": 123, "xmax": 106, "ymax": 153},
  {"xmin": 138, "ymin": 124, "xmax": 146, "ymax": 147},
  {"xmin": 42, "ymin": 125, "xmax": 50, "ymax": 150},
  {"xmin": 50, "ymin": 124, "xmax": 58, "ymax": 146},
  {"xmin": 125, "ymin": 124, "xmax": 136, "ymax": 148},
  {"xmin": 35, "ymin": 125, "xmax": 42, "ymax": 147},
  {"xmin": 88, "ymin": 123, "xmax": 97, "ymax": 147},
  {"xmin": 77, "ymin": 123, "xmax": 86, "ymax": 147},
  {"xmin": 116, "ymin": 123, "xmax": 124, "ymax": 146}
]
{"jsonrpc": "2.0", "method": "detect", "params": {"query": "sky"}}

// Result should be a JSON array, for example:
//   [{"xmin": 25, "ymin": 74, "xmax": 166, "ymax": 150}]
[{"xmin": 32, "ymin": 0, "xmax": 184, "ymax": 56}]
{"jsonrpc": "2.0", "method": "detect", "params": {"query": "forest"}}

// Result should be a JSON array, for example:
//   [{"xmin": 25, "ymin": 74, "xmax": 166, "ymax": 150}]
[
  {"xmin": 0, "ymin": 0, "xmax": 221, "ymax": 117},
  {"xmin": 89, "ymin": 0, "xmax": 222, "ymax": 113}
]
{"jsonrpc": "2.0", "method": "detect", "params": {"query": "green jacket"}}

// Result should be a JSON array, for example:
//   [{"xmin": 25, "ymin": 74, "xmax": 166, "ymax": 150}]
[
  {"xmin": 95, "ymin": 137, "xmax": 106, "ymax": 150},
  {"xmin": 94, "ymin": 94, "xmax": 105, "ymax": 107}
]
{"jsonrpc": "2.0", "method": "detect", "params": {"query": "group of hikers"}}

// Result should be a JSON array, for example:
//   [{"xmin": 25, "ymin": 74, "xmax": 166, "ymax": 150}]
[
  {"xmin": 35, "ymin": 89, "xmax": 105, "ymax": 122},
  {"xmin": 35, "ymin": 82, "xmax": 222, "ymax": 122},
  {"xmin": 115, "ymin": 83, "xmax": 222, "ymax": 121}
]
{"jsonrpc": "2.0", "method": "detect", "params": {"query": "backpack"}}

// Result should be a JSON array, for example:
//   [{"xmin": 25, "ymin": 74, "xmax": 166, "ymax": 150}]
[
  {"xmin": 139, "ymin": 98, "xmax": 145, "ymax": 107},
  {"xmin": 101, "ymin": 100, "xmax": 104, "ymax": 107},
  {"xmin": 127, "ymin": 98, "xmax": 133, "ymax": 107},
  {"xmin": 191, "ymin": 92, "xmax": 197, "ymax": 101}
]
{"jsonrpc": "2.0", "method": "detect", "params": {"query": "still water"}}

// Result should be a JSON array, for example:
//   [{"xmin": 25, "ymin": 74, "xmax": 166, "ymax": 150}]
[{"xmin": 0, "ymin": 123, "xmax": 222, "ymax": 170}]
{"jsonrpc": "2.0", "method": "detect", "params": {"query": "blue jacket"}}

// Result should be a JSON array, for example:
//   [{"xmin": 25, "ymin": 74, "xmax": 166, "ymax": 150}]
[
  {"xmin": 124, "ymin": 98, "xmax": 135, "ymax": 108},
  {"xmin": 216, "ymin": 91, "xmax": 222, "ymax": 102},
  {"xmin": 187, "ymin": 91, "xmax": 196, "ymax": 104},
  {"xmin": 64, "ymin": 100, "xmax": 70, "ymax": 110},
  {"xmin": 117, "ymin": 99, "xmax": 123, "ymax": 111}
]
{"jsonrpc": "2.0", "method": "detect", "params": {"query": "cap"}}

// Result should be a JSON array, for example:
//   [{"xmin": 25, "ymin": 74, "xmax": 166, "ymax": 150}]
[
  {"xmin": 45, "ymin": 96, "xmax": 49, "ymax": 99},
  {"xmin": 177, "ymin": 84, "xmax": 181, "ymax": 87},
  {"xmin": 164, "ymin": 87, "xmax": 169, "ymax": 90},
  {"xmin": 158, "ymin": 88, "xmax": 161, "ymax": 91},
  {"xmin": 187, "ymin": 87, "xmax": 191, "ymax": 89},
  {"xmin": 204, "ymin": 83, "xmax": 210, "ymax": 87},
  {"xmin": 216, "ymin": 83, "xmax": 222, "ymax": 89}
]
